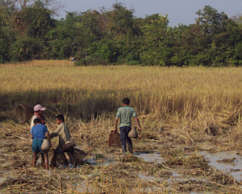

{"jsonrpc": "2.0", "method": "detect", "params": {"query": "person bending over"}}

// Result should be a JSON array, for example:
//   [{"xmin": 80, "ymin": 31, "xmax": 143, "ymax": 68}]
[
  {"xmin": 115, "ymin": 98, "xmax": 141, "ymax": 154},
  {"xmin": 50, "ymin": 114, "xmax": 75, "ymax": 168}
]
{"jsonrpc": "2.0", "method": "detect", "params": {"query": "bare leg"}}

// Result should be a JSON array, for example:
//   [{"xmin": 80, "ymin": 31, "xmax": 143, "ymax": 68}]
[
  {"xmin": 41, "ymin": 153, "xmax": 45, "ymax": 168},
  {"xmin": 32, "ymin": 152, "xmax": 37, "ymax": 167},
  {"xmin": 65, "ymin": 152, "xmax": 74, "ymax": 165},
  {"xmin": 64, "ymin": 147, "xmax": 74, "ymax": 167},
  {"xmin": 64, "ymin": 152, "xmax": 70, "ymax": 163},
  {"xmin": 44, "ymin": 153, "xmax": 49, "ymax": 169},
  {"xmin": 50, "ymin": 151, "xmax": 57, "ymax": 167}
]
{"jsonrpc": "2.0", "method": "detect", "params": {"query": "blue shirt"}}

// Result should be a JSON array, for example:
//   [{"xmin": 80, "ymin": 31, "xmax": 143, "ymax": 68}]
[{"xmin": 31, "ymin": 124, "xmax": 48, "ymax": 139}]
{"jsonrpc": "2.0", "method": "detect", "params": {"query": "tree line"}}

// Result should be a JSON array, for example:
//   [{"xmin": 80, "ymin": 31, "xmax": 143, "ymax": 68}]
[{"xmin": 0, "ymin": 0, "xmax": 242, "ymax": 66}]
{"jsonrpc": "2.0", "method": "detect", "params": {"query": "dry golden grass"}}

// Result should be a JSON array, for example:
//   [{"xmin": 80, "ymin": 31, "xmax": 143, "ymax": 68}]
[
  {"xmin": 1, "ymin": 60, "xmax": 242, "ymax": 136},
  {"xmin": 1, "ymin": 61, "xmax": 242, "ymax": 115},
  {"xmin": 0, "ymin": 60, "xmax": 242, "ymax": 193}
]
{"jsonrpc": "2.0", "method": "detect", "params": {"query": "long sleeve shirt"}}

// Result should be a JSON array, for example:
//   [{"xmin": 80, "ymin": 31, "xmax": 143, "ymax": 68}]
[{"xmin": 51, "ymin": 123, "xmax": 71, "ymax": 147}]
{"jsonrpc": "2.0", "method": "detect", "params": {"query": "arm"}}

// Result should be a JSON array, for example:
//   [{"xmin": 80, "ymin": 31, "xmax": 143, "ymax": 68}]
[
  {"xmin": 30, "ymin": 128, "xmax": 33, "ymax": 139},
  {"xmin": 30, "ymin": 117, "xmax": 34, "ymax": 131},
  {"xmin": 43, "ymin": 126, "xmax": 51, "ymax": 147},
  {"xmin": 132, "ymin": 109, "xmax": 141, "ymax": 130},
  {"xmin": 135, "ymin": 117, "xmax": 141, "ymax": 131},
  {"xmin": 45, "ymin": 131, "xmax": 51, "ymax": 146},
  {"xmin": 50, "ymin": 125, "xmax": 61, "ymax": 139},
  {"xmin": 43, "ymin": 126, "xmax": 50, "ymax": 140},
  {"xmin": 115, "ymin": 118, "xmax": 119, "ymax": 132},
  {"xmin": 115, "ymin": 109, "xmax": 120, "ymax": 132},
  {"xmin": 135, "ymin": 117, "xmax": 142, "ymax": 131}
]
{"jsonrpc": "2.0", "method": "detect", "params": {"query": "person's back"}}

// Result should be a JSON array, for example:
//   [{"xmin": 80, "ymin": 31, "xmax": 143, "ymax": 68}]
[
  {"xmin": 31, "ymin": 118, "xmax": 49, "ymax": 169},
  {"xmin": 117, "ymin": 106, "xmax": 136, "ymax": 128},
  {"xmin": 31, "ymin": 123, "xmax": 48, "ymax": 140},
  {"xmin": 115, "ymin": 98, "xmax": 141, "ymax": 154}
]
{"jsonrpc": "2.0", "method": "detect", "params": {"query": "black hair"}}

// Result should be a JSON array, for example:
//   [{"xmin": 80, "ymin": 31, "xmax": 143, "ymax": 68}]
[
  {"xmin": 56, "ymin": 114, "xmax": 64, "ymax": 122},
  {"xmin": 34, "ymin": 118, "xmax": 41, "ymax": 124},
  {"xmin": 122, "ymin": 97, "xmax": 130, "ymax": 105}
]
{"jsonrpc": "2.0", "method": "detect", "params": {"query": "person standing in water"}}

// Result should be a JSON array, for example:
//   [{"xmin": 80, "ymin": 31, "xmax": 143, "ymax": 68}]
[{"xmin": 115, "ymin": 98, "xmax": 142, "ymax": 154}]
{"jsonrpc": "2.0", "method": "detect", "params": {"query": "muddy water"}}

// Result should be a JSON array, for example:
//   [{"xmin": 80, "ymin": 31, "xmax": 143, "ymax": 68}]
[
  {"xmin": 134, "ymin": 152, "xmax": 164, "ymax": 164},
  {"xmin": 85, "ymin": 157, "xmax": 116, "ymax": 167},
  {"xmin": 138, "ymin": 173, "xmax": 158, "ymax": 182},
  {"xmin": 200, "ymin": 151, "xmax": 242, "ymax": 182}
]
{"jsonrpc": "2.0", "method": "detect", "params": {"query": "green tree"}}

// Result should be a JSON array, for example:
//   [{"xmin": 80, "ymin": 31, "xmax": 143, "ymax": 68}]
[
  {"xmin": 196, "ymin": 5, "xmax": 230, "ymax": 36},
  {"xmin": 234, "ymin": 42, "xmax": 242, "ymax": 65},
  {"xmin": 14, "ymin": 6, "xmax": 55, "ymax": 38},
  {"xmin": 139, "ymin": 14, "xmax": 171, "ymax": 66},
  {"xmin": 10, "ymin": 37, "xmax": 43, "ymax": 61}
]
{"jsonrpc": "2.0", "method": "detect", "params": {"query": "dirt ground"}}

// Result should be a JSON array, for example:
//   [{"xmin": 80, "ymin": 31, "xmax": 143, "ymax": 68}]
[{"xmin": 0, "ymin": 116, "xmax": 241, "ymax": 194}]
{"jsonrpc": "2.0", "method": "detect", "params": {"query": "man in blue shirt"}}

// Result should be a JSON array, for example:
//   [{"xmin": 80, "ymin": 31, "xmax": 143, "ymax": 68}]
[
  {"xmin": 31, "ymin": 118, "xmax": 50, "ymax": 169},
  {"xmin": 115, "ymin": 98, "xmax": 142, "ymax": 153}
]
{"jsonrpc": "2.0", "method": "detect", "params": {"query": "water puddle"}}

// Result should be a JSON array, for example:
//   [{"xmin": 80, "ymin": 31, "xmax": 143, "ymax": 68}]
[
  {"xmin": 85, "ymin": 158, "xmax": 116, "ymax": 167},
  {"xmin": 200, "ymin": 151, "xmax": 242, "ymax": 182},
  {"xmin": 138, "ymin": 173, "xmax": 158, "ymax": 182},
  {"xmin": 138, "ymin": 170, "xmax": 202, "ymax": 185},
  {"xmin": 134, "ymin": 152, "xmax": 164, "ymax": 164},
  {"xmin": 169, "ymin": 168, "xmax": 207, "ymax": 182},
  {"xmin": 135, "ymin": 152, "xmax": 210, "ymax": 187},
  {"xmin": 167, "ymin": 171, "xmax": 190, "ymax": 184}
]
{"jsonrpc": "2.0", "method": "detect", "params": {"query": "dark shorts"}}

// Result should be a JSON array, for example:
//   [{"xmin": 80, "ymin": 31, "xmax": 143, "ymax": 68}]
[{"xmin": 32, "ymin": 139, "xmax": 43, "ymax": 153}]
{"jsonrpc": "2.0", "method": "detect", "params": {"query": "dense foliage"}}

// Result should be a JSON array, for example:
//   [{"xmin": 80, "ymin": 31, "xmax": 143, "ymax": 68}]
[{"xmin": 0, "ymin": 1, "xmax": 241, "ymax": 66}]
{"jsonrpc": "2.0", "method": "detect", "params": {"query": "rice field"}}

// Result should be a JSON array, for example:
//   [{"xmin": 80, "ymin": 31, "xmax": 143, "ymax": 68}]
[{"xmin": 0, "ymin": 60, "xmax": 241, "ymax": 193}]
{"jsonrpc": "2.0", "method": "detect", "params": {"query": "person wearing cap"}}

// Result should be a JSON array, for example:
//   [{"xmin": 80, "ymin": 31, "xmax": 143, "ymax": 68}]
[
  {"xmin": 30, "ymin": 104, "xmax": 46, "ymax": 129},
  {"xmin": 30, "ymin": 104, "xmax": 47, "ymax": 167}
]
